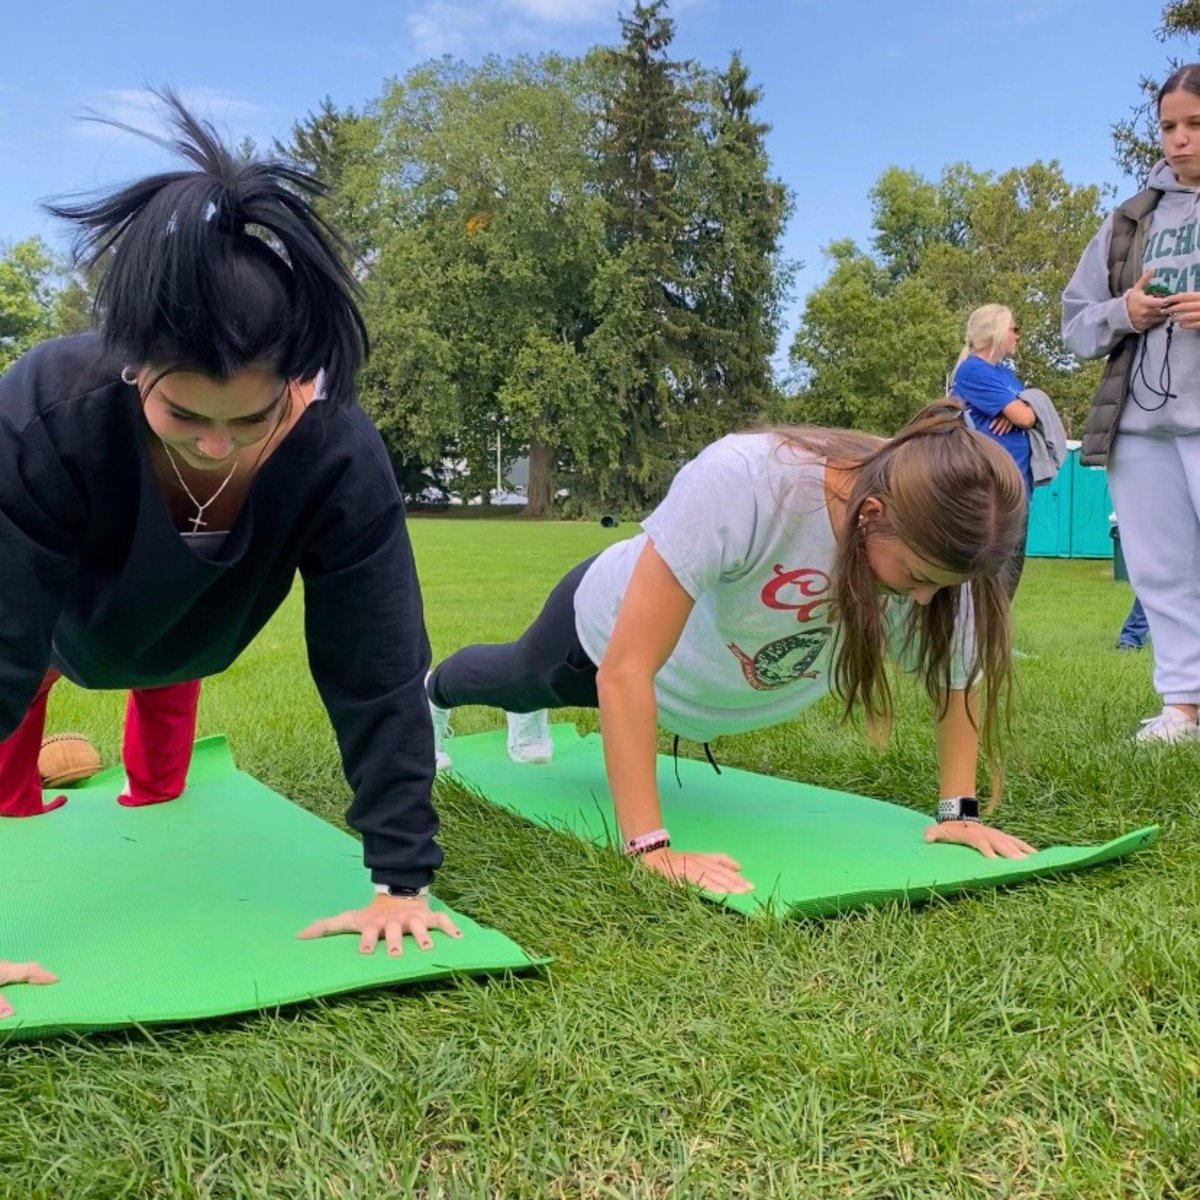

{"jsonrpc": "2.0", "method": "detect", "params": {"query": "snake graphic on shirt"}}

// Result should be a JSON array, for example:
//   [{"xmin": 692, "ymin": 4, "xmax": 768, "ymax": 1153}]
[
  {"xmin": 727, "ymin": 627, "xmax": 833, "ymax": 690},
  {"xmin": 726, "ymin": 563, "xmax": 834, "ymax": 691}
]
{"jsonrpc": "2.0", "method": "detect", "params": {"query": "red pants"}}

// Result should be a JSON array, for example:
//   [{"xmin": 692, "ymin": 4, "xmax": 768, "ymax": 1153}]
[{"xmin": 0, "ymin": 670, "xmax": 201, "ymax": 817}]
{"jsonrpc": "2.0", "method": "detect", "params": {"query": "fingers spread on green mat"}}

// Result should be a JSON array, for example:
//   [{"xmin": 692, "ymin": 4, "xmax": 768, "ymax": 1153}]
[
  {"xmin": 0, "ymin": 960, "xmax": 58, "ymax": 1020},
  {"xmin": 1, "ymin": 736, "xmax": 543, "ymax": 1042},
  {"xmin": 443, "ymin": 724, "xmax": 1157, "ymax": 918}
]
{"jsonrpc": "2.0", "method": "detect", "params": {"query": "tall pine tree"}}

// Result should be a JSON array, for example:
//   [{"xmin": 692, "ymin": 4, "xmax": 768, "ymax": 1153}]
[
  {"xmin": 688, "ymin": 52, "xmax": 791, "ymax": 418},
  {"xmin": 588, "ymin": 0, "xmax": 704, "ymax": 509},
  {"xmin": 585, "ymin": 5, "xmax": 790, "ymax": 511}
]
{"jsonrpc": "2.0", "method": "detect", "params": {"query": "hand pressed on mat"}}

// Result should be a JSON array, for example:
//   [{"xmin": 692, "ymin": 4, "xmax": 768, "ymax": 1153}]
[
  {"xmin": 639, "ymin": 823, "xmax": 1033, "ymax": 895},
  {"xmin": 924, "ymin": 820, "xmax": 1036, "ymax": 859},
  {"xmin": 0, "ymin": 960, "xmax": 58, "ymax": 1019},
  {"xmin": 297, "ymin": 894, "xmax": 462, "ymax": 956}
]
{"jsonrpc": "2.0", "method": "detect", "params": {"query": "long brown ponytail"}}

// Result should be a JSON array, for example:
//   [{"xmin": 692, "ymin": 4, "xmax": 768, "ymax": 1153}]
[{"xmin": 770, "ymin": 400, "xmax": 1026, "ymax": 804}]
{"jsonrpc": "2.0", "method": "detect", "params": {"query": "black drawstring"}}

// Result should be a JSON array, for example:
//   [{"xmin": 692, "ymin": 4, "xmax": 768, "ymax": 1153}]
[
  {"xmin": 1131, "ymin": 323, "xmax": 1176, "ymax": 412},
  {"xmin": 702, "ymin": 743, "xmax": 722, "ymax": 775},
  {"xmin": 671, "ymin": 735, "xmax": 722, "ymax": 787}
]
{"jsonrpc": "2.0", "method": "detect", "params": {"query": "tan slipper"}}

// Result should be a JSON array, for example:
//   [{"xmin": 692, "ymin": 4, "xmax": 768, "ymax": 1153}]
[{"xmin": 38, "ymin": 733, "xmax": 103, "ymax": 788}]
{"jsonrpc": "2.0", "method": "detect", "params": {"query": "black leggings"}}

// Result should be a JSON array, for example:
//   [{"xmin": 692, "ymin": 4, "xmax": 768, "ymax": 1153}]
[
  {"xmin": 428, "ymin": 557, "xmax": 600, "ymax": 712},
  {"xmin": 1005, "ymin": 505, "xmax": 1030, "ymax": 601}
]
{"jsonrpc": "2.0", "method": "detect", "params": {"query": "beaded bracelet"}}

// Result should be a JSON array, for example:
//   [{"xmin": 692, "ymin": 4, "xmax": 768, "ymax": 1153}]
[{"xmin": 623, "ymin": 828, "xmax": 671, "ymax": 857}]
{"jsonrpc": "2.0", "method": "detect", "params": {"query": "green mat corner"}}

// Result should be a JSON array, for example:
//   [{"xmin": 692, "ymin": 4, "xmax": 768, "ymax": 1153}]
[
  {"xmin": 443, "ymin": 724, "xmax": 1158, "ymax": 917},
  {"xmin": 1, "ymin": 735, "xmax": 546, "ymax": 1042}
]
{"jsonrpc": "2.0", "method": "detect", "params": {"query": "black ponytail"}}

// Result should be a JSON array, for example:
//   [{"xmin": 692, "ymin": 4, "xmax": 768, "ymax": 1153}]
[{"xmin": 46, "ymin": 89, "xmax": 368, "ymax": 405}]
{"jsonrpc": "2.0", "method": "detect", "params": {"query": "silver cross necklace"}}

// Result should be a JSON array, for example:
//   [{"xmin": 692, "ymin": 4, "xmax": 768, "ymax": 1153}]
[{"xmin": 159, "ymin": 440, "xmax": 243, "ymax": 534}]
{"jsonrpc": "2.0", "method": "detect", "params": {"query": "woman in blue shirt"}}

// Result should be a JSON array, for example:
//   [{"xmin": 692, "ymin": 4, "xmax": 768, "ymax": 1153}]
[{"xmin": 949, "ymin": 305, "xmax": 1035, "ymax": 595}]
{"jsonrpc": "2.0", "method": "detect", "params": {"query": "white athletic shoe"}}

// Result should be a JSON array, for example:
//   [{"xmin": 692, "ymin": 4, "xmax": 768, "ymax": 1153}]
[
  {"xmin": 506, "ymin": 709, "xmax": 554, "ymax": 764},
  {"xmin": 1135, "ymin": 706, "xmax": 1200, "ymax": 745},
  {"xmin": 427, "ymin": 673, "xmax": 453, "ymax": 771}
]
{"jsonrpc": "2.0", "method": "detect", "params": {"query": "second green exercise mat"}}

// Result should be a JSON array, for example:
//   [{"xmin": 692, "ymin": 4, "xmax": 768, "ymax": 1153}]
[
  {"xmin": 444, "ymin": 725, "xmax": 1157, "ymax": 916},
  {"xmin": 0, "ymin": 736, "xmax": 544, "ymax": 1042}
]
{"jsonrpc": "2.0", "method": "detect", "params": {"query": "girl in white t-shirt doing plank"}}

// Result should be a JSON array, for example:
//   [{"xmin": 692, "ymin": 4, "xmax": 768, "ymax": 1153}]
[{"xmin": 428, "ymin": 401, "xmax": 1035, "ymax": 894}]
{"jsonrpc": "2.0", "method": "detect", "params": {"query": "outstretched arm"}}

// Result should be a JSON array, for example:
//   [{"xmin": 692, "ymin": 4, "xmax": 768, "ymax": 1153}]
[
  {"xmin": 598, "ymin": 541, "xmax": 752, "ymax": 894},
  {"xmin": 925, "ymin": 689, "xmax": 1035, "ymax": 859}
]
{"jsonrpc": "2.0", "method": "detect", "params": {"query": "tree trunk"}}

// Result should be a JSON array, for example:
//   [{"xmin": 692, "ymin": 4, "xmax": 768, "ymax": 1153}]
[{"xmin": 521, "ymin": 441, "xmax": 556, "ymax": 518}]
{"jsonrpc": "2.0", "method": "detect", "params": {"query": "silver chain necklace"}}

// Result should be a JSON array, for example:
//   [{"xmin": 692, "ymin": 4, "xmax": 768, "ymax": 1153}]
[{"xmin": 159, "ymin": 440, "xmax": 242, "ymax": 534}]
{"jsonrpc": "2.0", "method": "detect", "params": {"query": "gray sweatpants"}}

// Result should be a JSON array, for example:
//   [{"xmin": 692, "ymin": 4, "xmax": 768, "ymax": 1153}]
[{"xmin": 1108, "ymin": 432, "xmax": 1200, "ymax": 705}]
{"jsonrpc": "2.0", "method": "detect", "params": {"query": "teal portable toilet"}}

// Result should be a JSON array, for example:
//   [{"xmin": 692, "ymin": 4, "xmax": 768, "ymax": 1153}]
[
  {"xmin": 1024, "ymin": 442, "xmax": 1114, "ymax": 560},
  {"xmin": 1026, "ymin": 455, "xmax": 1070, "ymax": 557},
  {"xmin": 1068, "ymin": 451, "xmax": 1113, "ymax": 557}
]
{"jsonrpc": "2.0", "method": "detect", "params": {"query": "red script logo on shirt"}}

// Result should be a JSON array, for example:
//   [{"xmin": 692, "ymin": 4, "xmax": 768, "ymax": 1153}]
[{"xmin": 760, "ymin": 565, "xmax": 831, "ymax": 623}]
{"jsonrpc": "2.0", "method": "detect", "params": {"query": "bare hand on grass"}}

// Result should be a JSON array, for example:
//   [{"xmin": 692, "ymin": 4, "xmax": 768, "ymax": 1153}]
[{"xmin": 639, "ymin": 847, "xmax": 754, "ymax": 894}]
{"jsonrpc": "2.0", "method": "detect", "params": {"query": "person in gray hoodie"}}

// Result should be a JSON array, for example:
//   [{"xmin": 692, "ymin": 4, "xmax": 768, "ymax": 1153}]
[{"xmin": 1062, "ymin": 64, "xmax": 1200, "ymax": 745}]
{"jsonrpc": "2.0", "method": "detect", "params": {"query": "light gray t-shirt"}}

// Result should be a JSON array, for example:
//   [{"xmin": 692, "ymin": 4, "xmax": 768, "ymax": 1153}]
[{"xmin": 573, "ymin": 433, "xmax": 972, "ymax": 742}]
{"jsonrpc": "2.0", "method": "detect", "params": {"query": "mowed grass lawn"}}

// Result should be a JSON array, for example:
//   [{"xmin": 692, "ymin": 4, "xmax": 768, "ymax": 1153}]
[{"xmin": 3, "ymin": 519, "xmax": 1199, "ymax": 1199}]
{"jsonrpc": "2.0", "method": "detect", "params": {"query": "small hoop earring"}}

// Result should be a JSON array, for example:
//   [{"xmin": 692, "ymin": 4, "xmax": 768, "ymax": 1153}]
[{"xmin": 121, "ymin": 366, "xmax": 138, "ymax": 387}]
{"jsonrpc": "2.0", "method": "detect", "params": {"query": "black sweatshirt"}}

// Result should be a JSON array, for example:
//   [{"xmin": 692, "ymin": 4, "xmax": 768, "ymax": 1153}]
[{"xmin": 0, "ymin": 334, "xmax": 440, "ymax": 889}]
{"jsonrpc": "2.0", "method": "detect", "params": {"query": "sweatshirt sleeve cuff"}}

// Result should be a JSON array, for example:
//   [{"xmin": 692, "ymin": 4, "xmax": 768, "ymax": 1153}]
[{"xmin": 1107, "ymin": 294, "xmax": 1137, "ymax": 336}]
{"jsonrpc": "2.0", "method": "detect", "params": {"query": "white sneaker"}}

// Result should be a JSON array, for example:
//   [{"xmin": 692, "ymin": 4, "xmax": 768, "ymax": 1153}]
[
  {"xmin": 506, "ymin": 709, "xmax": 553, "ymax": 764},
  {"xmin": 1135, "ymin": 706, "xmax": 1200, "ymax": 745},
  {"xmin": 427, "ymin": 673, "xmax": 453, "ymax": 771}
]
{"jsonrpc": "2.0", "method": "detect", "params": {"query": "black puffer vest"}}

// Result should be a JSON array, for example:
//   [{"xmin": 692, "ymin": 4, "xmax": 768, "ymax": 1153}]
[{"xmin": 1079, "ymin": 187, "xmax": 1162, "ymax": 466}]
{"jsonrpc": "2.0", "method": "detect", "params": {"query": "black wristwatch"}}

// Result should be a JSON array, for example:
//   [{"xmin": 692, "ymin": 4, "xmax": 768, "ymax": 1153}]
[
  {"xmin": 936, "ymin": 796, "xmax": 981, "ymax": 823},
  {"xmin": 374, "ymin": 883, "xmax": 431, "ymax": 898}
]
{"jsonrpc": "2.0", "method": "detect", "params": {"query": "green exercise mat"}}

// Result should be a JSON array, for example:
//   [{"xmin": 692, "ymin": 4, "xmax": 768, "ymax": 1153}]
[
  {"xmin": 446, "ymin": 725, "xmax": 1157, "ymax": 917},
  {"xmin": 0, "ymin": 736, "xmax": 544, "ymax": 1042}
]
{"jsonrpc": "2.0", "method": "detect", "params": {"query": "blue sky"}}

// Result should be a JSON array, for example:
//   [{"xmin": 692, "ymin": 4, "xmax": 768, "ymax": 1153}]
[{"xmin": 0, "ymin": 0, "xmax": 1182, "ymax": 356}]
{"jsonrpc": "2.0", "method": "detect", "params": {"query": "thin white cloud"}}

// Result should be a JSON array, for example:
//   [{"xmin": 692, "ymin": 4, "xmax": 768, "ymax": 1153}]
[
  {"xmin": 403, "ymin": 0, "xmax": 705, "ymax": 60},
  {"xmin": 71, "ymin": 87, "xmax": 265, "ymax": 143},
  {"xmin": 406, "ymin": 2, "xmax": 497, "ymax": 58},
  {"xmin": 500, "ymin": 0, "xmax": 616, "ymax": 25},
  {"xmin": 948, "ymin": 0, "xmax": 1063, "ymax": 34},
  {"xmin": 504, "ymin": 0, "xmax": 704, "ymax": 26},
  {"xmin": 330, "ymin": 41, "xmax": 386, "ymax": 63}
]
